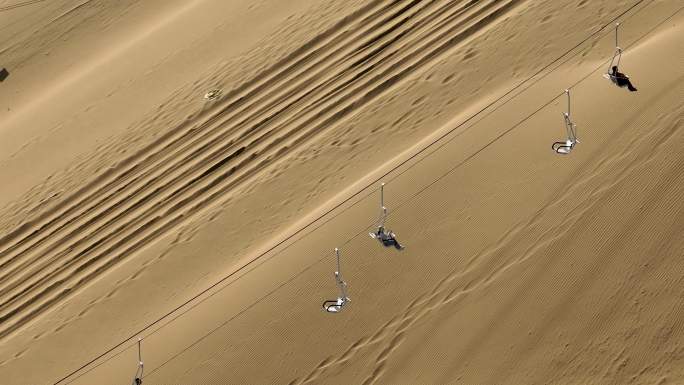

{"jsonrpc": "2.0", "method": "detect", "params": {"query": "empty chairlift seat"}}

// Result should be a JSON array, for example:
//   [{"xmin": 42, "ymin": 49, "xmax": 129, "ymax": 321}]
[{"xmin": 552, "ymin": 89, "xmax": 579, "ymax": 155}]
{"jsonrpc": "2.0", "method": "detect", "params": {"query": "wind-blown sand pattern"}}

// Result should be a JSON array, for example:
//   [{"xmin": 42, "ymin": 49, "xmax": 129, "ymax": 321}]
[{"xmin": 0, "ymin": 0, "xmax": 682, "ymax": 384}]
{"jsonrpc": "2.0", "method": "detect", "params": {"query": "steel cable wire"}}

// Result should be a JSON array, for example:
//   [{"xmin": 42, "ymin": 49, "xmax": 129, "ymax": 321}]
[{"xmin": 53, "ymin": 0, "xmax": 684, "ymax": 383}]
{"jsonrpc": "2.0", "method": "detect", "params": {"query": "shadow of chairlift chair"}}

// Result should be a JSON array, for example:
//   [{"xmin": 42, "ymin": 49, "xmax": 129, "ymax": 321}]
[
  {"xmin": 602, "ymin": 23, "xmax": 631, "ymax": 86},
  {"xmin": 551, "ymin": 89, "xmax": 579, "ymax": 155},
  {"xmin": 131, "ymin": 338, "xmax": 144, "ymax": 385},
  {"xmin": 368, "ymin": 183, "xmax": 405, "ymax": 250},
  {"xmin": 322, "ymin": 248, "xmax": 350, "ymax": 313}
]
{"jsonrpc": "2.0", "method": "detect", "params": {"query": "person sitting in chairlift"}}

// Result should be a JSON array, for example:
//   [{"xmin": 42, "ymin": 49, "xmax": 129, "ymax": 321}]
[
  {"xmin": 373, "ymin": 226, "xmax": 404, "ymax": 250},
  {"xmin": 609, "ymin": 66, "xmax": 637, "ymax": 92}
]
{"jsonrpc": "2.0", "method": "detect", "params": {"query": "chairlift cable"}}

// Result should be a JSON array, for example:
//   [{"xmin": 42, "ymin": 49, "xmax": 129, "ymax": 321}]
[
  {"xmin": 55, "ymin": 2, "xmax": 662, "ymax": 382},
  {"xmin": 187, "ymin": 0, "xmax": 681, "ymax": 357},
  {"xmin": 53, "ymin": 1, "xmax": 681, "ymax": 383},
  {"xmin": 83, "ymin": 5, "xmax": 683, "ymax": 381},
  {"xmin": 58, "ymin": 2, "xmax": 666, "ymax": 382}
]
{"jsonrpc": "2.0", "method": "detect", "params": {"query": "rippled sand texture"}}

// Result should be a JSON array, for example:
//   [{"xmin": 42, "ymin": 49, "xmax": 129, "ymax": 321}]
[{"xmin": 0, "ymin": 0, "xmax": 682, "ymax": 384}]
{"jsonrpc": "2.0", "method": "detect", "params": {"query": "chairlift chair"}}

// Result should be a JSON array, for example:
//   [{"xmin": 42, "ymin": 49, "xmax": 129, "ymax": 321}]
[
  {"xmin": 131, "ymin": 338, "xmax": 144, "ymax": 385},
  {"xmin": 603, "ymin": 23, "xmax": 629, "ymax": 84},
  {"xmin": 552, "ymin": 89, "xmax": 579, "ymax": 155},
  {"xmin": 369, "ymin": 183, "xmax": 405, "ymax": 250},
  {"xmin": 323, "ymin": 248, "xmax": 350, "ymax": 313}
]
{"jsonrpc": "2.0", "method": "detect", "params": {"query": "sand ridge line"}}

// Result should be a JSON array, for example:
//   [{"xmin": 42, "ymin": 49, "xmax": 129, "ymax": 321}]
[{"xmin": 0, "ymin": 0, "xmax": 526, "ymax": 342}]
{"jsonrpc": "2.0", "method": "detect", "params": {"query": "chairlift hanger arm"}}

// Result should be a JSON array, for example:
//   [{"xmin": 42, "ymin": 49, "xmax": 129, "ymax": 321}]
[
  {"xmin": 137, "ymin": 338, "xmax": 142, "ymax": 364},
  {"xmin": 563, "ymin": 115, "xmax": 576, "ymax": 141},
  {"xmin": 606, "ymin": 22, "xmax": 623, "ymax": 74},
  {"xmin": 131, "ymin": 337, "xmax": 144, "ymax": 384},
  {"xmin": 323, "ymin": 248, "xmax": 349, "ymax": 313},
  {"xmin": 334, "ymin": 248, "xmax": 341, "ymax": 277}
]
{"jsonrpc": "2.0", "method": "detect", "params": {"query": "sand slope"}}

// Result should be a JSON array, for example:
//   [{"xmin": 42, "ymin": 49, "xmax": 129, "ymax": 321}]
[{"xmin": 0, "ymin": 0, "xmax": 682, "ymax": 384}]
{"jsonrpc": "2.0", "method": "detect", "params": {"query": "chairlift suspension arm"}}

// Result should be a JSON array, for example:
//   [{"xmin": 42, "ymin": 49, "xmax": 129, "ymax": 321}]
[
  {"xmin": 137, "ymin": 338, "xmax": 144, "ymax": 378},
  {"xmin": 330, "ymin": 248, "xmax": 348, "ymax": 306},
  {"xmin": 131, "ymin": 337, "xmax": 144, "ymax": 384},
  {"xmin": 334, "ymin": 249, "xmax": 346, "ymax": 295},
  {"xmin": 323, "ymin": 248, "xmax": 348, "ymax": 313},
  {"xmin": 335, "ymin": 248, "xmax": 341, "ymax": 278},
  {"xmin": 607, "ymin": 23, "xmax": 623, "ymax": 74},
  {"xmin": 377, "ymin": 183, "xmax": 387, "ymax": 228},
  {"xmin": 563, "ymin": 90, "xmax": 577, "ymax": 142},
  {"xmin": 615, "ymin": 23, "xmax": 622, "ymax": 69}
]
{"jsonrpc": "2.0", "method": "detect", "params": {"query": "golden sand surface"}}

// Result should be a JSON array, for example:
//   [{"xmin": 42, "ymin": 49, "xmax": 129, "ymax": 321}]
[{"xmin": 0, "ymin": 0, "xmax": 682, "ymax": 384}]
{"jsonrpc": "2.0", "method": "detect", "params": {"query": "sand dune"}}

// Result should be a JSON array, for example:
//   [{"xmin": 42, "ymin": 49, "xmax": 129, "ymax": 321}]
[
  {"xmin": 0, "ymin": 0, "xmax": 682, "ymax": 384},
  {"xmin": 0, "ymin": 0, "xmax": 527, "ymax": 343}
]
